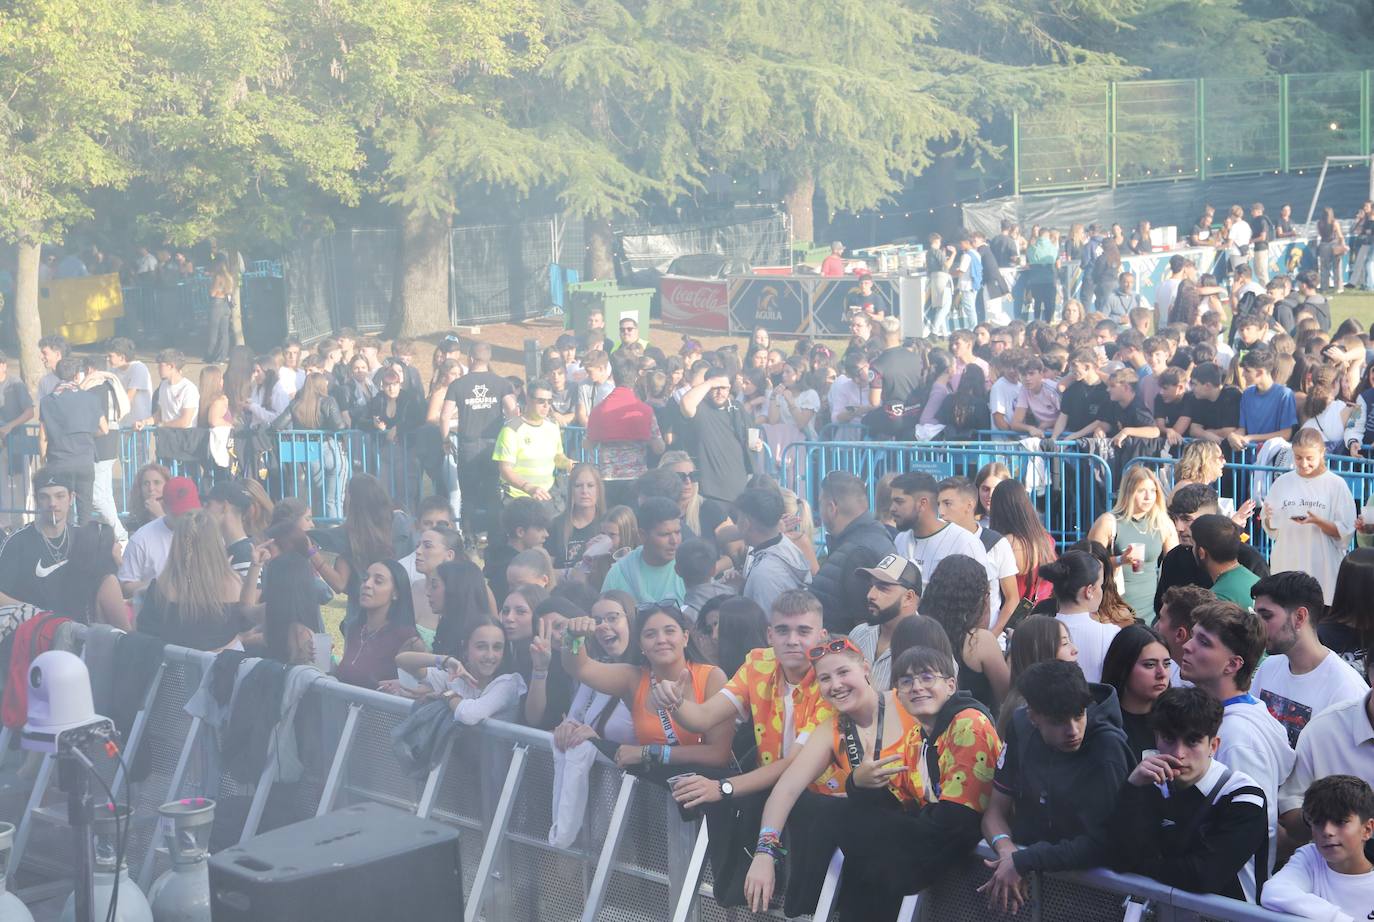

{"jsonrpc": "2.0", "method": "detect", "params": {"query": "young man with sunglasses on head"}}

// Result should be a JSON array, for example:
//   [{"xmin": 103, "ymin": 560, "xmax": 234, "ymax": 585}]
[{"xmin": 654, "ymin": 590, "xmax": 835, "ymax": 905}]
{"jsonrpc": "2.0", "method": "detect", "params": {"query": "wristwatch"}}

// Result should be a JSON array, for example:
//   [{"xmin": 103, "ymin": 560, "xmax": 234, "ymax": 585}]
[{"xmin": 719, "ymin": 780, "xmax": 734, "ymax": 800}]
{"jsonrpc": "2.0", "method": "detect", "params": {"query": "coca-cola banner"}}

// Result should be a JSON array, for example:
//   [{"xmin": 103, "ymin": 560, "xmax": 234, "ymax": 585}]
[{"xmin": 658, "ymin": 277, "xmax": 729, "ymax": 332}]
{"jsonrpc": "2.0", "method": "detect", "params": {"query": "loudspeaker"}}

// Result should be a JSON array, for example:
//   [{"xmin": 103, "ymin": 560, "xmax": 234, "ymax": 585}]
[{"xmin": 209, "ymin": 803, "xmax": 463, "ymax": 921}]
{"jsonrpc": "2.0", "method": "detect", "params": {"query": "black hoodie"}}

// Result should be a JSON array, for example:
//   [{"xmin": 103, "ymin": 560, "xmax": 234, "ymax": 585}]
[
  {"xmin": 834, "ymin": 691, "xmax": 998, "ymax": 914},
  {"xmin": 995, "ymin": 683, "xmax": 1134, "ymax": 875}
]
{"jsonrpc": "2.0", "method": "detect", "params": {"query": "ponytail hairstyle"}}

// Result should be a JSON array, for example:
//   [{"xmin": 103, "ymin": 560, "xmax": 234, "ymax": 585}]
[{"xmin": 1038, "ymin": 549, "xmax": 1102, "ymax": 608}]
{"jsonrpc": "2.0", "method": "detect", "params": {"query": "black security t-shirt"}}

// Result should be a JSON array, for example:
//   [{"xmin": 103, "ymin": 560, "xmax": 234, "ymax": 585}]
[
  {"xmin": 446, "ymin": 372, "xmax": 515, "ymax": 443},
  {"xmin": 871, "ymin": 347, "xmax": 924, "ymax": 410},
  {"xmin": 1061, "ymin": 380, "xmax": 1110, "ymax": 432},
  {"xmin": 1187, "ymin": 387, "xmax": 1242, "ymax": 432},
  {"xmin": 40, "ymin": 388, "xmax": 103, "ymax": 469}
]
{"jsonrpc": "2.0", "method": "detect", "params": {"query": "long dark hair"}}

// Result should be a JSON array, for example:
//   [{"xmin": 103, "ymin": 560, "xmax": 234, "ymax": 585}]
[
  {"xmin": 632, "ymin": 602, "xmax": 709, "ymax": 667},
  {"xmin": 343, "ymin": 474, "xmax": 395, "ymax": 571},
  {"xmin": 263, "ymin": 552, "xmax": 324, "ymax": 662},
  {"xmin": 1007, "ymin": 615, "xmax": 1066, "ymax": 688},
  {"xmin": 1325, "ymin": 547, "xmax": 1374, "ymax": 649},
  {"xmin": 988, "ymin": 480, "xmax": 1055, "ymax": 576},
  {"xmin": 1100, "ymin": 624, "xmax": 1169, "ymax": 706},
  {"xmin": 715, "ymin": 598, "xmax": 767, "ymax": 676},
  {"xmin": 430, "ymin": 559, "xmax": 494, "ymax": 657},
  {"xmin": 919, "ymin": 555, "xmax": 990, "ymax": 651},
  {"xmin": 451, "ymin": 615, "xmax": 515, "ymax": 679},
  {"xmin": 377, "ymin": 559, "xmax": 416, "ymax": 629}
]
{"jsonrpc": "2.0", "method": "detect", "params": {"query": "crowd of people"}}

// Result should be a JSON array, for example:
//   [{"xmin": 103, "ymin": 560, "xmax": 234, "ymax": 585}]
[{"xmin": 3, "ymin": 201, "xmax": 1374, "ymax": 920}]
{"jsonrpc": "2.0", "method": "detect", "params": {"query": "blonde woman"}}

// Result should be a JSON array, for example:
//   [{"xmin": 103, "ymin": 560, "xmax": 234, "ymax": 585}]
[
  {"xmin": 657, "ymin": 450, "xmax": 727, "ymax": 540},
  {"xmin": 1172, "ymin": 442, "xmax": 1254, "ymax": 526},
  {"xmin": 135, "ymin": 510, "xmax": 260, "ymax": 650},
  {"xmin": 1087, "ymin": 467, "xmax": 1177, "ymax": 619}
]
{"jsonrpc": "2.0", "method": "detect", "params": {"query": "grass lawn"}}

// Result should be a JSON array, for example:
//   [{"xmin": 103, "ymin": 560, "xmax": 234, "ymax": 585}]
[{"xmin": 1332, "ymin": 289, "xmax": 1374, "ymax": 332}]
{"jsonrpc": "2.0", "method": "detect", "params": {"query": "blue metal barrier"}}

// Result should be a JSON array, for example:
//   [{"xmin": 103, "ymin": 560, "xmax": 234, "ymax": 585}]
[{"xmin": 779, "ymin": 440, "xmax": 1114, "ymax": 544}]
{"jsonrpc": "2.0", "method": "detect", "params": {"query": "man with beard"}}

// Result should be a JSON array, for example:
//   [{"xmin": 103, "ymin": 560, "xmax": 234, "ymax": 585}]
[
  {"xmin": 890, "ymin": 471, "xmax": 990, "ymax": 592},
  {"xmin": 848, "ymin": 554, "xmax": 922, "ymax": 691}
]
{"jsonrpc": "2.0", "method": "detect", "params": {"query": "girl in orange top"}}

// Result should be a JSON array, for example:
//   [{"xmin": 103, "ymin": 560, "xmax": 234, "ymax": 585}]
[
  {"xmin": 561, "ymin": 602, "xmax": 731, "ymax": 771},
  {"xmin": 742, "ymin": 637, "xmax": 916, "ymax": 913}
]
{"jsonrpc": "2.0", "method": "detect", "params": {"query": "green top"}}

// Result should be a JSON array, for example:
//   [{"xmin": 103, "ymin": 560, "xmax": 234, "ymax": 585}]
[
  {"xmin": 416, "ymin": 623, "xmax": 436, "ymax": 651},
  {"xmin": 1210, "ymin": 564, "xmax": 1260, "ymax": 607}
]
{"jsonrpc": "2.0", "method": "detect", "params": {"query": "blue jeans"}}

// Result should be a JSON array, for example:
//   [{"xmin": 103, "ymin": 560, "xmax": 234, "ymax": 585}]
[
  {"xmin": 953, "ymin": 289, "xmax": 977, "ymax": 331},
  {"xmin": 311, "ymin": 439, "xmax": 346, "ymax": 521},
  {"xmin": 92, "ymin": 459, "xmax": 127, "ymax": 542}
]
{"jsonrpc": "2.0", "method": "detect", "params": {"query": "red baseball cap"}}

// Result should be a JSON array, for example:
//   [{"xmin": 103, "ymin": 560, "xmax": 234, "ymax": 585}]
[{"xmin": 164, "ymin": 477, "xmax": 202, "ymax": 517}]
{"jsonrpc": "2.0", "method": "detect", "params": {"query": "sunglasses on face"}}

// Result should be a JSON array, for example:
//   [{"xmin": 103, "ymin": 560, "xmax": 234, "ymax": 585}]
[
  {"xmin": 677, "ymin": 471, "xmax": 699, "ymax": 482},
  {"xmin": 807, "ymin": 637, "xmax": 863, "ymax": 662},
  {"xmin": 531, "ymin": 396, "xmax": 552, "ymax": 405}
]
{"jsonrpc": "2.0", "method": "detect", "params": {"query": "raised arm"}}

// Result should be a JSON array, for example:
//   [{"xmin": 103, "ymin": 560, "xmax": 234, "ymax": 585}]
[{"xmin": 560, "ymin": 617, "xmax": 643, "ymax": 700}]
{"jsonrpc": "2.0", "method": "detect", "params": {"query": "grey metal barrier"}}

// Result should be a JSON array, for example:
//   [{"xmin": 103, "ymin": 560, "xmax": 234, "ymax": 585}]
[{"xmin": 2, "ymin": 632, "xmax": 1305, "ymax": 922}]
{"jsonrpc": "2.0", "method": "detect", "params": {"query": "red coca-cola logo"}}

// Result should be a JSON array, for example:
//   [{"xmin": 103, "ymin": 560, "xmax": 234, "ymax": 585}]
[{"xmin": 663, "ymin": 281, "xmax": 725, "ymax": 315}]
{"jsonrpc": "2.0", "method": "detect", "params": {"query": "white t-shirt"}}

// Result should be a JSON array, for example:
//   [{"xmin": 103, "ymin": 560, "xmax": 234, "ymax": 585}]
[
  {"xmin": 1220, "ymin": 694, "xmax": 1296, "ymax": 867},
  {"xmin": 157, "ymin": 377, "xmax": 200, "ymax": 424},
  {"xmin": 1227, "ymin": 219, "xmax": 1253, "ymax": 258},
  {"xmin": 988, "ymin": 377, "xmax": 1020, "ymax": 428},
  {"xmin": 1154, "ymin": 276, "xmax": 1181, "ymax": 320},
  {"xmin": 828, "ymin": 376, "xmax": 866, "ymax": 439},
  {"xmin": 897, "ymin": 524, "xmax": 998, "ymax": 623},
  {"xmin": 118, "ymin": 516, "xmax": 175, "ymax": 585},
  {"xmin": 1279, "ymin": 694, "xmax": 1374, "ymax": 815},
  {"xmin": 980, "ymin": 529, "xmax": 1018, "ymax": 630},
  {"xmin": 955, "ymin": 251, "xmax": 974, "ymax": 291},
  {"xmin": 1302, "ymin": 401, "xmax": 1350, "ymax": 447},
  {"xmin": 401, "ymin": 666, "xmax": 528, "ymax": 726},
  {"xmin": 1252, "ymin": 650, "xmax": 1369, "ymax": 748},
  {"xmin": 1262, "ymin": 842, "xmax": 1374, "ymax": 921},
  {"xmin": 1263, "ymin": 470, "xmax": 1356, "ymax": 604},
  {"xmin": 115, "ymin": 361, "xmax": 153, "ymax": 425},
  {"xmin": 1054, "ymin": 611, "xmax": 1120, "ymax": 683}
]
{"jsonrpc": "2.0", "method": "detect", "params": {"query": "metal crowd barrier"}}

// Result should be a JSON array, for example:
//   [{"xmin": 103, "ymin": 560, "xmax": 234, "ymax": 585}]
[
  {"xmin": 1125, "ymin": 447, "xmax": 1374, "ymax": 560},
  {"xmin": 0, "ymin": 631, "xmax": 1300, "ymax": 922},
  {"xmin": 779, "ymin": 440, "xmax": 1115, "ymax": 545}
]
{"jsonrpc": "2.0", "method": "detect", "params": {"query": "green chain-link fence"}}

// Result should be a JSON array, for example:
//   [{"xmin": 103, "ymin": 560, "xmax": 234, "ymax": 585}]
[{"xmin": 1015, "ymin": 70, "xmax": 1372, "ymax": 193}]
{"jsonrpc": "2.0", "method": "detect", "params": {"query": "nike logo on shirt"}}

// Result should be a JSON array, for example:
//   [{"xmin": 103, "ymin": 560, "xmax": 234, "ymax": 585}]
[{"xmin": 35, "ymin": 560, "xmax": 66, "ymax": 578}]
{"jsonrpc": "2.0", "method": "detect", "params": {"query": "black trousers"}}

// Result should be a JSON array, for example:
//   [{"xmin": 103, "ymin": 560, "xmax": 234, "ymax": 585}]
[
  {"xmin": 205, "ymin": 296, "xmax": 231, "ymax": 363},
  {"xmin": 53, "ymin": 464, "xmax": 95, "ymax": 527},
  {"xmin": 456, "ymin": 439, "xmax": 499, "ymax": 537}
]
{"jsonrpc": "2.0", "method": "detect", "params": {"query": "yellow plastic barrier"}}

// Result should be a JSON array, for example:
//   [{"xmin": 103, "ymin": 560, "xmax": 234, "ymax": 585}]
[{"xmin": 37, "ymin": 272, "xmax": 123, "ymax": 343}]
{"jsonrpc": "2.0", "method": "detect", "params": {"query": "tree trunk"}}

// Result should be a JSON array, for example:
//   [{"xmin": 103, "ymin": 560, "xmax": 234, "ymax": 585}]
[
  {"xmin": 392, "ymin": 208, "xmax": 452, "ymax": 337},
  {"xmin": 783, "ymin": 170, "xmax": 816, "ymax": 246},
  {"xmin": 14, "ymin": 240, "xmax": 44, "ymax": 393},
  {"xmin": 229, "ymin": 248, "xmax": 245, "ymax": 346},
  {"xmin": 585, "ymin": 216, "xmax": 615, "ymax": 280}
]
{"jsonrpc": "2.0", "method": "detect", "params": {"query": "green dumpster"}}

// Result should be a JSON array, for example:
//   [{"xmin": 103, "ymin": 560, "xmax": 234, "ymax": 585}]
[{"xmin": 565, "ymin": 282, "xmax": 656, "ymax": 349}]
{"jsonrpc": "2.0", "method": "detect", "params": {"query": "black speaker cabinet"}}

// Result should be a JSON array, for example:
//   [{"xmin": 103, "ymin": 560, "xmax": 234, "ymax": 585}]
[{"xmin": 209, "ymin": 803, "xmax": 463, "ymax": 921}]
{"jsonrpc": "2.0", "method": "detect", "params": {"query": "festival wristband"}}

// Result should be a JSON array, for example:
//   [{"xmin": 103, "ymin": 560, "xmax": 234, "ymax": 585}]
[
  {"xmin": 531, "ymin": 671, "xmax": 548, "ymax": 681},
  {"xmin": 989, "ymin": 834, "xmax": 1011, "ymax": 848}
]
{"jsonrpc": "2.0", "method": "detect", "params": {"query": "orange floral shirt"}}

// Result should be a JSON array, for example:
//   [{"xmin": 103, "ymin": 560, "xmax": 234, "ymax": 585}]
[
  {"xmin": 889, "ymin": 707, "xmax": 1002, "ymax": 813},
  {"xmin": 722, "ymin": 647, "xmax": 833, "ymax": 768}
]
